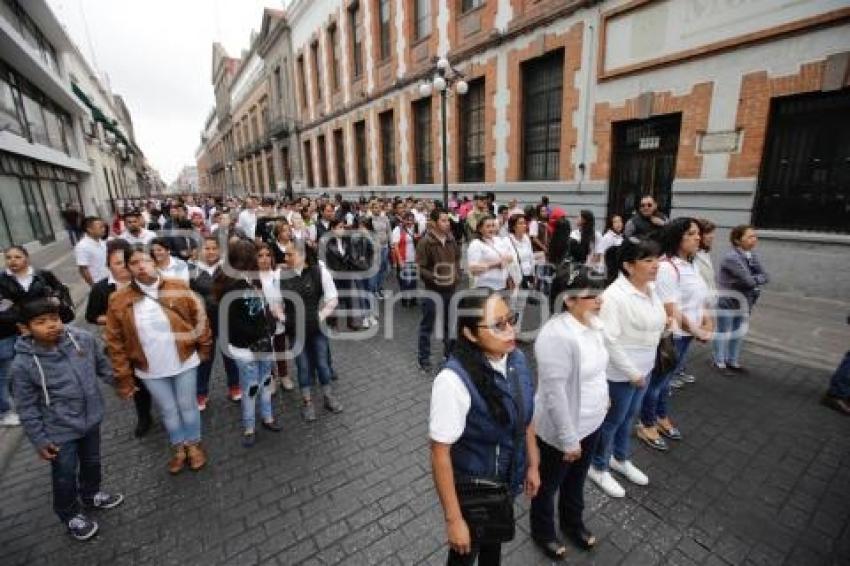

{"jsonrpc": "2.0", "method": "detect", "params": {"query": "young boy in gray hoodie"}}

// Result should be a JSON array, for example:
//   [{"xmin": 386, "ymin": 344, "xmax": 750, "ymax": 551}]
[{"xmin": 10, "ymin": 298, "xmax": 124, "ymax": 541}]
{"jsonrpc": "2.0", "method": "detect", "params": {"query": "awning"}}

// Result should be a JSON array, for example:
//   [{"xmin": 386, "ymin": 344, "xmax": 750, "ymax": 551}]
[{"xmin": 71, "ymin": 83, "xmax": 133, "ymax": 153}]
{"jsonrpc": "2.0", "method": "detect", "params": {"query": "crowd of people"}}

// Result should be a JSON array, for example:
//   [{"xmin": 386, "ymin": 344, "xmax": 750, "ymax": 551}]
[{"xmin": 0, "ymin": 188, "xmax": 845, "ymax": 561}]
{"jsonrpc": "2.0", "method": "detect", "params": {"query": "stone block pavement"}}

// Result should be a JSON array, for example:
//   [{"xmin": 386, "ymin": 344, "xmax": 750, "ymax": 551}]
[{"xmin": 0, "ymin": 244, "xmax": 848, "ymax": 565}]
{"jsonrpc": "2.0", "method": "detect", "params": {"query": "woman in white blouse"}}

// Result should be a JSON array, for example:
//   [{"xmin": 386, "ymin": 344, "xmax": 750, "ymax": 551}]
[
  {"xmin": 530, "ymin": 266, "xmax": 608, "ymax": 561},
  {"xmin": 150, "ymin": 237, "xmax": 190, "ymax": 283},
  {"xmin": 466, "ymin": 216, "xmax": 513, "ymax": 291},
  {"xmin": 506, "ymin": 214, "xmax": 535, "ymax": 290},
  {"xmin": 597, "ymin": 214, "xmax": 624, "ymax": 259},
  {"xmin": 588, "ymin": 238, "xmax": 666, "ymax": 499}
]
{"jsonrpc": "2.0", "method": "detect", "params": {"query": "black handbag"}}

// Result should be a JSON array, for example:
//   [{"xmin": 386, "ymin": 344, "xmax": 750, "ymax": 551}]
[
  {"xmin": 655, "ymin": 332, "xmax": 679, "ymax": 376},
  {"xmin": 454, "ymin": 369, "xmax": 525, "ymax": 544}
]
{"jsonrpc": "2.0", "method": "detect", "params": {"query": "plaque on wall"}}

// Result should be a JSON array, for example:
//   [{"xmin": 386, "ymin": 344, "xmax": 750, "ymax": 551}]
[{"xmin": 698, "ymin": 130, "xmax": 740, "ymax": 154}]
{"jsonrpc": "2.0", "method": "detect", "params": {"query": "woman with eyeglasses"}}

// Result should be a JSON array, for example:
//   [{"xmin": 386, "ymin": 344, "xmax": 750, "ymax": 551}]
[
  {"xmin": 529, "ymin": 265, "xmax": 608, "ymax": 561},
  {"xmin": 638, "ymin": 218, "xmax": 712, "ymax": 451},
  {"xmin": 429, "ymin": 291, "xmax": 539, "ymax": 565},
  {"xmin": 587, "ymin": 238, "xmax": 666, "ymax": 499}
]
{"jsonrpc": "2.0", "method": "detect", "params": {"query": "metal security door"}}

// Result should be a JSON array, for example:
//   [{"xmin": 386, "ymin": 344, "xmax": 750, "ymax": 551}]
[
  {"xmin": 608, "ymin": 114, "xmax": 681, "ymax": 219},
  {"xmin": 754, "ymin": 89, "xmax": 850, "ymax": 233}
]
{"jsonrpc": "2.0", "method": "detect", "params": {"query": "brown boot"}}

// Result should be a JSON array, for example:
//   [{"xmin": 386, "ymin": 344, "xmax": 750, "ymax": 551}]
[
  {"xmin": 185, "ymin": 442, "xmax": 207, "ymax": 471},
  {"xmin": 167, "ymin": 444, "xmax": 187, "ymax": 475}
]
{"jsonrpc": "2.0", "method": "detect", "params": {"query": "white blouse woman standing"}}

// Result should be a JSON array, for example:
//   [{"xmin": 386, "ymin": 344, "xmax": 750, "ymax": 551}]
[{"xmin": 466, "ymin": 216, "xmax": 513, "ymax": 291}]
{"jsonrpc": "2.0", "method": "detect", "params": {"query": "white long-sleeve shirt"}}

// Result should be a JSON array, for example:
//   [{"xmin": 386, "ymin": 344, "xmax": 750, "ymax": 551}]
[{"xmin": 599, "ymin": 275, "xmax": 666, "ymax": 382}]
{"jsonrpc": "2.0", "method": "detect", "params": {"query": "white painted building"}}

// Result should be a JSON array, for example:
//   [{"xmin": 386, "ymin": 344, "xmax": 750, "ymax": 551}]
[{"xmin": 0, "ymin": 0, "xmax": 146, "ymax": 248}]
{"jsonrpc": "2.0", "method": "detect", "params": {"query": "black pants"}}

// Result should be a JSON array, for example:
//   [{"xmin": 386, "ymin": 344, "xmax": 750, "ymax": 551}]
[
  {"xmin": 51, "ymin": 426, "xmax": 101, "ymax": 523},
  {"xmin": 133, "ymin": 375, "xmax": 152, "ymax": 422},
  {"xmin": 419, "ymin": 289, "xmax": 455, "ymax": 365},
  {"xmin": 447, "ymin": 543, "xmax": 501, "ymax": 566},
  {"xmin": 529, "ymin": 430, "xmax": 600, "ymax": 542}
]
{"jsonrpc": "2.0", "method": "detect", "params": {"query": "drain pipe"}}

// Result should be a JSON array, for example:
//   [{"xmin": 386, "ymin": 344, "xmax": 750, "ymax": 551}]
[{"xmin": 577, "ymin": 7, "xmax": 599, "ymax": 192}]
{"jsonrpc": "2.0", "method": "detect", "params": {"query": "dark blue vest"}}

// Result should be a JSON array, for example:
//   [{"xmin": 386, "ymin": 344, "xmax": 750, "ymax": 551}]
[{"xmin": 446, "ymin": 349, "xmax": 535, "ymax": 495}]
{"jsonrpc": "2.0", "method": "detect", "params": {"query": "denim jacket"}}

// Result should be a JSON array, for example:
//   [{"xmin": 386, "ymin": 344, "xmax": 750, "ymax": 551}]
[{"xmin": 446, "ymin": 349, "xmax": 535, "ymax": 495}]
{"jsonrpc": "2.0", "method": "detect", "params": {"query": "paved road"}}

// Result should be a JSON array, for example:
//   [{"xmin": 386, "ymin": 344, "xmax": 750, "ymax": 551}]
[{"xmin": 1, "ymin": 292, "xmax": 848, "ymax": 566}]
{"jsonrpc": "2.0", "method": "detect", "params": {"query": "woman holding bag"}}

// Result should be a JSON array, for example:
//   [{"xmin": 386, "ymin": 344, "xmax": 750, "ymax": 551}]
[{"xmin": 429, "ymin": 291, "xmax": 539, "ymax": 565}]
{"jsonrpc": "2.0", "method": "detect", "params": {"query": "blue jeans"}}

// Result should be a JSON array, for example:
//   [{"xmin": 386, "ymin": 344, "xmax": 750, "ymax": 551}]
[
  {"xmin": 0, "ymin": 335, "xmax": 16, "ymax": 415},
  {"xmin": 827, "ymin": 351, "xmax": 850, "ymax": 400},
  {"xmin": 295, "ymin": 332, "xmax": 333, "ymax": 394},
  {"xmin": 641, "ymin": 336, "xmax": 693, "ymax": 426},
  {"xmin": 144, "ymin": 367, "xmax": 202, "ymax": 445},
  {"xmin": 592, "ymin": 380, "xmax": 648, "ymax": 470},
  {"xmin": 374, "ymin": 246, "xmax": 390, "ymax": 292},
  {"xmin": 51, "ymin": 425, "xmax": 101, "ymax": 523},
  {"xmin": 418, "ymin": 290, "xmax": 454, "ymax": 365},
  {"xmin": 234, "ymin": 358, "xmax": 274, "ymax": 431},
  {"xmin": 713, "ymin": 311, "xmax": 747, "ymax": 366}
]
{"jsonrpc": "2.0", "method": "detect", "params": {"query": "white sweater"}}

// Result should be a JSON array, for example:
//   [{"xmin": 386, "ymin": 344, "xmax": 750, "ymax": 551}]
[{"xmin": 599, "ymin": 275, "xmax": 666, "ymax": 382}]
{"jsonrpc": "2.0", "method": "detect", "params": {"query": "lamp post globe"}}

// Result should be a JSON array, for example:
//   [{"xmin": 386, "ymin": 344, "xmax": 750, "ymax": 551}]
[
  {"xmin": 455, "ymin": 80, "xmax": 469, "ymax": 95},
  {"xmin": 433, "ymin": 76, "xmax": 447, "ymax": 92},
  {"xmin": 419, "ymin": 82, "xmax": 433, "ymax": 98}
]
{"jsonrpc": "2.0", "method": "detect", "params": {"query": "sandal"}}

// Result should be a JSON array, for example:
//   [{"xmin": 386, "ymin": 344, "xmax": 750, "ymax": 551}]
[
  {"xmin": 562, "ymin": 525, "xmax": 597, "ymax": 550},
  {"xmin": 636, "ymin": 425, "xmax": 669, "ymax": 451},
  {"xmin": 532, "ymin": 537, "xmax": 568, "ymax": 561},
  {"xmin": 657, "ymin": 421, "xmax": 682, "ymax": 441}
]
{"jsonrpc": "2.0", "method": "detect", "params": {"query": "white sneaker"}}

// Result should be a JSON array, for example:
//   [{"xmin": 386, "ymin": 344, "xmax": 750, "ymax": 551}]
[
  {"xmin": 587, "ymin": 466, "xmax": 625, "ymax": 498},
  {"xmin": 0, "ymin": 412, "xmax": 21, "ymax": 427},
  {"xmin": 609, "ymin": 457, "xmax": 649, "ymax": 486}
]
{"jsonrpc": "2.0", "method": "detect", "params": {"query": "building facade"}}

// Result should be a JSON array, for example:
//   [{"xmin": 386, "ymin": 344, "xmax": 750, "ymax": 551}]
[
  {"xmin": 0, "ymin": 0, "xmax": 149, "ymax": 248},
  {"xmin": 198, "ymin": 8, "xmax": 302, "ymax": 199},
  {"xmin": 278, "ymin": 0, "xmax": 849, "ymax": 299}
]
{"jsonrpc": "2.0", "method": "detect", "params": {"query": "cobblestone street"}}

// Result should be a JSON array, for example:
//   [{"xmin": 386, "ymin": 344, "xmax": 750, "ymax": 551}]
[{"xmin": 0, "ymin": 294, "xmax": 848, "ymax": 566}]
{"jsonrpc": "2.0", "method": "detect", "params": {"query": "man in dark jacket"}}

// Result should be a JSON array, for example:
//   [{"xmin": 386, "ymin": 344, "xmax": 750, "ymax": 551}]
[
  {"xmin": 624, "ymin": 195, "xmax": 668, "ymax": 239},
  {"xmin": 416, "ymin": 208, "xmax": 461, "ymax": 373}
]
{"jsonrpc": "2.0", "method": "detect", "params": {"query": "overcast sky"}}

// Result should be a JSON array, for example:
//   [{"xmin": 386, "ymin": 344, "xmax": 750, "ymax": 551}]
[{"xmin": 48, "ymin": 0, "xmax": 285, "ymax": 183}]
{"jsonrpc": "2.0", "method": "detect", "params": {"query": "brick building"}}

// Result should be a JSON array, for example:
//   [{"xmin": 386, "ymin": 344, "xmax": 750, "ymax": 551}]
[{"xmin": 197, "ymin": 0, "xmax": 850, "ymax": 299}]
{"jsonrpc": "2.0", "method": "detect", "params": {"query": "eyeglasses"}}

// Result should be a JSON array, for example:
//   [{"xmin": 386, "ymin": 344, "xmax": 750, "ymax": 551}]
[
  {"xmin": 478, "ymin": 312, "xmax": 520, "ymax": 333},
  {"xmin": 639, "ymin": 203, "xmax": 654, "ymax": 208}
]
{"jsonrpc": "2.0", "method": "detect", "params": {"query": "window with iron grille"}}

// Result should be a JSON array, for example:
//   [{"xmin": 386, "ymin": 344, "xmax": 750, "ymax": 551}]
[
  {"xmin": 461, "ymin": 0, "xmax": 484, "ymax": 13},
  {"xmin": 274, "ymin": 66, "xmax": 282, "ymax": 100},
  {"xmin": 329, "ymin": 26, "xmax": 341, "ymax": 91},
  {"xmin": 754, "ymin": 89, "xmax": 850, "ymax": 233},
  {"xmin": 267, "ymin": 154, "xmax": 275, "ymax": 192},
  {"xmin": 297, "ymin": 56, "xmax": 307, "ymax": 108},
  {"xmin": 317, "ymin": 134, "xmax": 329, "ymax": 187},
  {"xmin": 311, "ymin": 41, "xmax": 322, "ymax": 102},
  {"xmin": 333, "ymin": 129, "xmax": 347, "ymax": 187},
  {"xmin": 350, "ymin": 6, "xmax": 363, "ymax": 79},
  {"xmin": 522, "ymin": 49, "xmax": 563, "ymax": 181},
  {"xmin": 413, "ymin": 98, "xmax": 433, "ymax": 184},
  {"xmin": 379, "ymin": 110, "xmax": 396, "ymax": 185},
  {"xmin": 414, "ymin": 0, "xmax": 431, "ymax": 41},
  {"xmin": 354, "ymin": 120, "xmax": 368, "ymax": 186},
  {"xmin": 378, "ymin": 0, "xmax": 391, "ymax": 60},
  {"xmin": 460, "ymin": 78, "xmax": 485, "ymax": 182},
  {"xmin": 303, "ymin": 140, "xmax": 314, "ymax": 188}
]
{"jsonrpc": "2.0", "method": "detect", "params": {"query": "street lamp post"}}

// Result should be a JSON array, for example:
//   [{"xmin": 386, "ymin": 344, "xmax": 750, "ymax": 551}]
[{"xmin": 419, "ymin": 57, "xmax": 468, "ymax": 210}]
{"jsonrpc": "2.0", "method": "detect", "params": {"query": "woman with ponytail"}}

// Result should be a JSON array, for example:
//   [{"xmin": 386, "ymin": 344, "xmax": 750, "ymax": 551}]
[{"xmin": 429, "ymin": 290, "xmax": 539, "ymax": 565}]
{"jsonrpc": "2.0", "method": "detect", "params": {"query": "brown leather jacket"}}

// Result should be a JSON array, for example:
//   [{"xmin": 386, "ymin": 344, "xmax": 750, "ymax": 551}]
[{"xmin": 104, "ymin": 278, "xmax": 212, "ymax": 396}]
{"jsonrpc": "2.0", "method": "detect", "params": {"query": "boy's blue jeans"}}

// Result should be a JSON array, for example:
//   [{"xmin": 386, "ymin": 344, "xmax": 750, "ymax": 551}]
[
  {"xmin": 296, "ymin": 332, "xmax": 333, "ymax": 394},
  {"xmin": 51, "ymin": 425, "xmax": 102, "ymax": 523}
]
